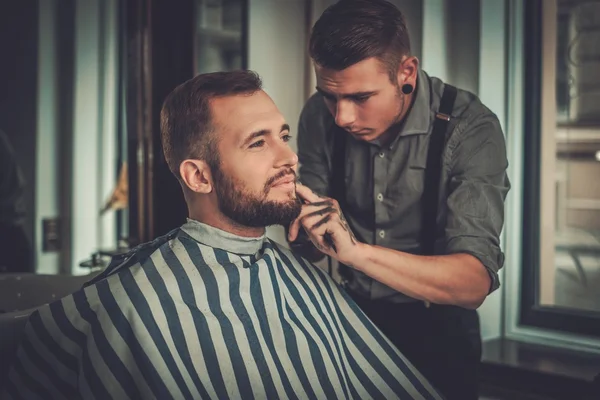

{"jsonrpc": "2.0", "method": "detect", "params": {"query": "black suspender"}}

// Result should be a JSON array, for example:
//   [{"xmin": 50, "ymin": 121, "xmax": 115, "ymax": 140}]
[
  {"xmin": 330, "ymin": 125, "xmax": 347, "ymax": 208},
  {"xmin": 330, "ymin": 84, "xmax": 458, "ymax": 256},
  {"xmin": 420, "ymin": 84, "xmax": 457, "ymax": 255}
]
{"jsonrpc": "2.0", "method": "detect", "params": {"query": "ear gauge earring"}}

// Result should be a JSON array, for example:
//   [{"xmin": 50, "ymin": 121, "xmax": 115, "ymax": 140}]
[{"xmin": 401, "ymin": 83, "xmax": 414, "ymax": 95}]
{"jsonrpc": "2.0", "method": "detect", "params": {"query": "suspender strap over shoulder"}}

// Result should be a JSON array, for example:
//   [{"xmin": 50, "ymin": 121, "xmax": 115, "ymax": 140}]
[
  {"xmin": 420, "ymin": 84, "xmax": 457, "ymax": 256},
  {"xmin": 331, "ymin": 125, "xmax": 347, "ymax": 207}
]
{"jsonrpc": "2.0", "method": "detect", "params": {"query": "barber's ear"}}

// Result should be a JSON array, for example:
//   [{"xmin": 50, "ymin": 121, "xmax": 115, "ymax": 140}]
[
  {"xmin": 179, "ymin": 159, "xmax": 213, "ymax": 194},
  {"xmin": 396, "ymin": 55, "xmax": 419, "ymax": 86}
]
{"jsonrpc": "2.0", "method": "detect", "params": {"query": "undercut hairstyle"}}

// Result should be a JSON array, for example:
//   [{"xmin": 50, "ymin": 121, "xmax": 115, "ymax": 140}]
[
  {"xmin": 160, "ymin": 70, "xmax": 263, "ymax": 179},
  {"xmin": 309, "ymin": 0, "xmax": 411, "ymax": 82}
]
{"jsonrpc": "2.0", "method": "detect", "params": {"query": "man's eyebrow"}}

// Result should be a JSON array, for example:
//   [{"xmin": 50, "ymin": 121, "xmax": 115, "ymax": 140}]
[
  {"xmin": 242, "ymin": 124, "xmax": 290, "ymax": 147},
  {"xmin": 315, "ymin": 86, "xmax": 377, "ymax": 99}
]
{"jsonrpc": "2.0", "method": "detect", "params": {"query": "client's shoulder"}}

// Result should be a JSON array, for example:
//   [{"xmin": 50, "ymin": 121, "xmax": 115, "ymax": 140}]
[
  {"xmin": 85, "ymin": 228, "xmax": 190, "ymax": 284},
  {"xmin": 267, "ymin": 239, "xmax": 332, "ymax": 279},
  {"xmin": 266, "ymin": 239, "xmax": 305, "ymax": 264}
]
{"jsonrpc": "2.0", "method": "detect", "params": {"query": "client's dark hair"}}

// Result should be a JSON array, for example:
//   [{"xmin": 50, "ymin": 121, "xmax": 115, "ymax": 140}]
[
  {"xmin": 309, "ymin": 0, "xmax": 411, "ymax": 81},
  {"xmin": 160, "ymin": 70, "xmax": 263, "ymax": 178}
]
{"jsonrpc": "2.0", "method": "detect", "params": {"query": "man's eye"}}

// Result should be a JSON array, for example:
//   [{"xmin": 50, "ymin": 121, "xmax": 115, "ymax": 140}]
[
  {"xmin": 354, "ymin": 96, "xmax": 370, "ymax": 104},
  {"xmin": 282, "ymin": 134, "xmax": 292, "ymax": 142},
  {"xmin": 249, "ymin": 140, "xmax": 265, "ymax": 148}
]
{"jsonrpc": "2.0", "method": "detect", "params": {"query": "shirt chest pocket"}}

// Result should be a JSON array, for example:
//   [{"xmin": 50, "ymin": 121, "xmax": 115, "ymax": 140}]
[{"xmin": 388, "ymin": 163, "xmax": 426, "ymax": 204}]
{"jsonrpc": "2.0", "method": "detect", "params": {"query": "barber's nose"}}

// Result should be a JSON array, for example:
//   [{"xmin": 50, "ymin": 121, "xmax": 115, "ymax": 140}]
[{"xmin": 334, "ymin": 101, "xmax": 355, "ymax": 128}]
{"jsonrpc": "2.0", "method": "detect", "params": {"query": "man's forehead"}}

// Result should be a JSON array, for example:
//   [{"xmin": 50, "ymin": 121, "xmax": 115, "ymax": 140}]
[
  {"xmin": 209, "ymin": 93, "xmax": 285, "ymax": 137},
  {"xmin": 211, "ymin": 92, "xmax": 271, "ymax": 119}
]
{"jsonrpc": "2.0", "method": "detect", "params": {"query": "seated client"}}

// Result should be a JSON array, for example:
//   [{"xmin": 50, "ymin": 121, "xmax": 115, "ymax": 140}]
[{"xmin": 3, "ymin": 70, "xmax": 442, "ymax": 400}]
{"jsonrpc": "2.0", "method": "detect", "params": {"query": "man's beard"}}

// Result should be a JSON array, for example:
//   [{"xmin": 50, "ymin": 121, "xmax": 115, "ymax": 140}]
[{"xmin": 212, "ymin": 166, "xmax": 302, "ymax": 228}]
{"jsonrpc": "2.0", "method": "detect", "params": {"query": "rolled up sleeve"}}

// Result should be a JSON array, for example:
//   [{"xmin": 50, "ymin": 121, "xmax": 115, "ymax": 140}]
[{"xmin": 444, "ymin": 113, "xmax": 511, "ymax": 293}]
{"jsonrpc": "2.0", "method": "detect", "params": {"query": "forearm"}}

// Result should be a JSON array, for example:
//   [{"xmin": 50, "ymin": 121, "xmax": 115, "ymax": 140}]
[{"xmin": 349, "ymin": 243, "xmax": 491, "ymax": 309}]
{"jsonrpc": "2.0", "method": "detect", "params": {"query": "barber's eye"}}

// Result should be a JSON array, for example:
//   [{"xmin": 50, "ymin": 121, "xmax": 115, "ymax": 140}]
[
  {"xmin": 249, "ymin": 140, "xmax": 265, "ymax": 148},
  {"xmin": 282, "ymin": 134, "xmax": 292, "ymax": 142}
]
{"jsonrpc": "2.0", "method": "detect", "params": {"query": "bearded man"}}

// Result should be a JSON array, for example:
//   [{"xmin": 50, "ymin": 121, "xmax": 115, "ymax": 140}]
[{"xmin": 3, "ymin": 70, "xmax": 442, "ymax": 400}]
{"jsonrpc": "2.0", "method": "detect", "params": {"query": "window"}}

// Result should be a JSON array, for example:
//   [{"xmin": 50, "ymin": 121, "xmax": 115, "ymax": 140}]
[
  {"xmin": 195, "ymin": 0, "xmax": 247, "ymax": 73},
  {"xmin": 521, "ymin": 0, "xmax": 600, "ymax": 337}
]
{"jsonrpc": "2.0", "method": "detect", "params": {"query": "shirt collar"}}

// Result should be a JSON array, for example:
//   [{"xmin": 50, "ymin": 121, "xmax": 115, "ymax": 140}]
[{"xmin": 181, "ymin": 219, "xmax": 267, "ymax": 256}]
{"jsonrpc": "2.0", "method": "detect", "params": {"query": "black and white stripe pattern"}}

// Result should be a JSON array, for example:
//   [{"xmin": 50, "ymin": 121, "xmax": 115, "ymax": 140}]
[{"xmin": 3, "ymin": 222, "xmax": 442, "ymax": 399}]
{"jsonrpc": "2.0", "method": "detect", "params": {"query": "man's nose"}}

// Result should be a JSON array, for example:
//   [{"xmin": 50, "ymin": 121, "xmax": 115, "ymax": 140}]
[
  {"xmin": 334, "ymin": 101, "xmax": 355, "ymax": 128},
  {"xmin": 275, "ymin": 140, "xmax": 298, "ymax": 168}
]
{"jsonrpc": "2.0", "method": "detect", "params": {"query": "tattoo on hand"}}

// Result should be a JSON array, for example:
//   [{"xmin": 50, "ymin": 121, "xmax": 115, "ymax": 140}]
[
  {"xmin": 338, "ymin": 210, "xmax": 357, "ymax": 245},
  {"xmin": 304, "ymin": 194, "xmax": 357, "ymax": 249},
  {"xmin": 323, "ymin": 232, "xmax": 337, "ymax": 253},
  {"xmin": 314, "ymin": 241, "xmax": 327, "ymax": 252}
]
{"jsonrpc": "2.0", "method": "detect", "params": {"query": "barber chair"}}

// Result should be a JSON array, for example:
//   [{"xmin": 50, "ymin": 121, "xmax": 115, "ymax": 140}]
[
  {"xmin": 0, "ymin": 308, "xmax": 34, "ymax": 390},
  {"xmin": 0, "ymin": 272, "xmax": 100, "ymax": 390},
  {"xmin": 0, "ymin": 273, "xmax": 99, "ymax": 313}
]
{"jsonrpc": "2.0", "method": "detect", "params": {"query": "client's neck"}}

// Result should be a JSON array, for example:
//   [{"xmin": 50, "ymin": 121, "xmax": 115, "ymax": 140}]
[{"xmin": 188, "ymin": 201, "xmax": 265, "ymax": 238}]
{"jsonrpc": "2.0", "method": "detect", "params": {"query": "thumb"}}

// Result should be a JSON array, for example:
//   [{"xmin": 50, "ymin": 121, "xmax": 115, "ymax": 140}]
[{"xmin": 288, "ymin": 217, "xmax": 301, "ymax": 242}]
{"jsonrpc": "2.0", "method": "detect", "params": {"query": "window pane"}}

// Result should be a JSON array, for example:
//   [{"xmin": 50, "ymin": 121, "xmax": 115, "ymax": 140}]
[
  {"xmin": 539, "ymin": 0, "xmax": 600, "ymax": 312},
  {"xmin": 195, "ymin": 0, "xmax": 244, "ymax": 73}
]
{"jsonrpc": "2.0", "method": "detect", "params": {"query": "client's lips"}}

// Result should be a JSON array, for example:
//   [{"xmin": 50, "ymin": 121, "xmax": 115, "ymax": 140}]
[{"xmin": 271, "ymin": 175, "xmax": 296, "ymax": 187}]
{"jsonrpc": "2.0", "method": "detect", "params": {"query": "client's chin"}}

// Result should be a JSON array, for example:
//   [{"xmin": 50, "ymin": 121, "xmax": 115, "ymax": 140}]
[
  {"xmin": 265, "ymin": 199, "xmax": 301, "ymax": 226},
  {"xmin": 226, "ymin": 198, "xmax": 302, "ymax": 228}
]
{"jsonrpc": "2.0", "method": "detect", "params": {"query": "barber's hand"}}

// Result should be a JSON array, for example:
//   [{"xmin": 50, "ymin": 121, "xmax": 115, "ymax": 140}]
[{"xmin": 288, "ymin": 183, "xmax": 361, "ymax": 266}]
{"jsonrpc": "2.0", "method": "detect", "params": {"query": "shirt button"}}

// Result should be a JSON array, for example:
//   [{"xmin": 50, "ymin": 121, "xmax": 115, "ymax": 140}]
[
  {"xmin": 376, "ymin": 193, "xmax": 384, "ymax": 202},
  {"xmin": 378, "ymin": 152, "xmax": 385, "ymax": 158},
  {"xmin": 379, "ymin": 230, "xmax": 385, "ymax": 239}
]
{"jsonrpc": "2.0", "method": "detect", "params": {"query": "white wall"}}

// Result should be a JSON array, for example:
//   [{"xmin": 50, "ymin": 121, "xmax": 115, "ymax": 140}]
[
  {"xmin": 35, "ymin": 0, "xmax": 119, "ymax": 275},
  {"xmin": 36, "ymin": 0, "xmax": 61, "ymax": 275},
  {"xmin": 422, "ymin": 0, "xmax": 449, "ymax": 81},
  {"xmin": 70, "ymin": 0, "xmax": 119, "ymax": 275},
  {"xmin": 477, "ymin": 0, "xmax": 507, "ymax": 341},
  {"xmin": 248, "ymin": 0, "xmax": 309, "ymax": 246},
  {"xmin": 447, "ymin": 0, "xmax": 480, "ymax": 95},
  {"xmin": 422, "ymin": 0, "xmax": 480, "ymax": 94},
  {"xmin": 390, "ymin": 0, "xmax": 424, "ymax": 60}
]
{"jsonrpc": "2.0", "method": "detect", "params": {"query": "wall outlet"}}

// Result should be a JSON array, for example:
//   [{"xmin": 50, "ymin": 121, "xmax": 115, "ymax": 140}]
[{"xmin": 42, "ymin": 218, "xmax": 61, "ymax": 252}]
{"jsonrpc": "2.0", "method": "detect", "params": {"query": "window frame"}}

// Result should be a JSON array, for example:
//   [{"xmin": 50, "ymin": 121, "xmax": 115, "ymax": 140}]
[{"xmin": 519, "ymin": 0, "xmax": 600, "ymax": 338}]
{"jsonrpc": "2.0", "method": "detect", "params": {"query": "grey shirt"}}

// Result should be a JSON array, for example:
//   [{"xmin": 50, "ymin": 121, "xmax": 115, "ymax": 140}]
[{"xmin": 297, "ymin": 69, "xmax": 511, "ymax": 303}]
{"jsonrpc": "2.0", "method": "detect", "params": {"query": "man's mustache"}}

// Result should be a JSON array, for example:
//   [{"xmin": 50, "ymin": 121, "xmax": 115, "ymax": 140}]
[{"xmin": 265, "ymin": 168, "xmax": 298, "ymax": 189}]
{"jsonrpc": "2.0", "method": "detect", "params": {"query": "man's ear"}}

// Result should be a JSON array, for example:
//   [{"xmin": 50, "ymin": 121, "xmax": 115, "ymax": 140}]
[
  {"xmin": 179, "ymin": 159, "xmax": 213, "ymax": 194},
  {"xmin": 396, "ymin": 55, "xmax": 419, "ymax": 87}
]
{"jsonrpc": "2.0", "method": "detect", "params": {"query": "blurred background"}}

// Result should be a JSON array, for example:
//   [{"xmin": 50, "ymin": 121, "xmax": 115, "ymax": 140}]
[{"xmin": 0, "ymin": 0, "xmax": 599, "ymax": 398}]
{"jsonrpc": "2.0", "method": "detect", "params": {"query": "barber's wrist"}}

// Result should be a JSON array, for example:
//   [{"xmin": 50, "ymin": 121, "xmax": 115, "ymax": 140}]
[{"xmin": 340, "ymin": 242, "xmax": 369, "ymax": 270}]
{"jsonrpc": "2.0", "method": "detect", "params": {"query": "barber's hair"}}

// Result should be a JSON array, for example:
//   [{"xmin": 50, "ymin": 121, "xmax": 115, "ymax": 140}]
[
  {"xmin": 160, "ymin": 70, "xmax": 263, "ymax": 178},
  {"xmin": 309, "ymin": 0, "xmax": 411, "ymax": 81}
]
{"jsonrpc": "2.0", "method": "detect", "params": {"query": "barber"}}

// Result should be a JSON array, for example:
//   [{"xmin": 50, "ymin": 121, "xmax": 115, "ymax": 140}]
[{"xmin": 287, "ymin": 1, "xmax": 510, "ymax": 399}]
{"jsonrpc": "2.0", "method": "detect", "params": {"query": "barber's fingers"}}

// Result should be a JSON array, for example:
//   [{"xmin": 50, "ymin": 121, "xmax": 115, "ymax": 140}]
[
  {"xmin": 295, "ymin": 183, "xmax": 322, "ymax": 203},
  {"xmin": 288, "ymin": 218, "xmax": 302, "ymax": 242},
  {"xmin": 304, "ymin": 212, "xmax": 348, "ymax": 254},
  {"xmin": 288, "ymin": 201, "xmax": 334, "ymax": 242},
  {"xmin": 306, "ymin": 208, "xmax": 336, "ymax": 231}
]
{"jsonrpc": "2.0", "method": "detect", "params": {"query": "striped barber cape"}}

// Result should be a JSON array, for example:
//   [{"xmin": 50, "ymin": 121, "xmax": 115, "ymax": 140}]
[{"xmin": 3, "ymin": 220, "xmax": 443, "ymax": 400}]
